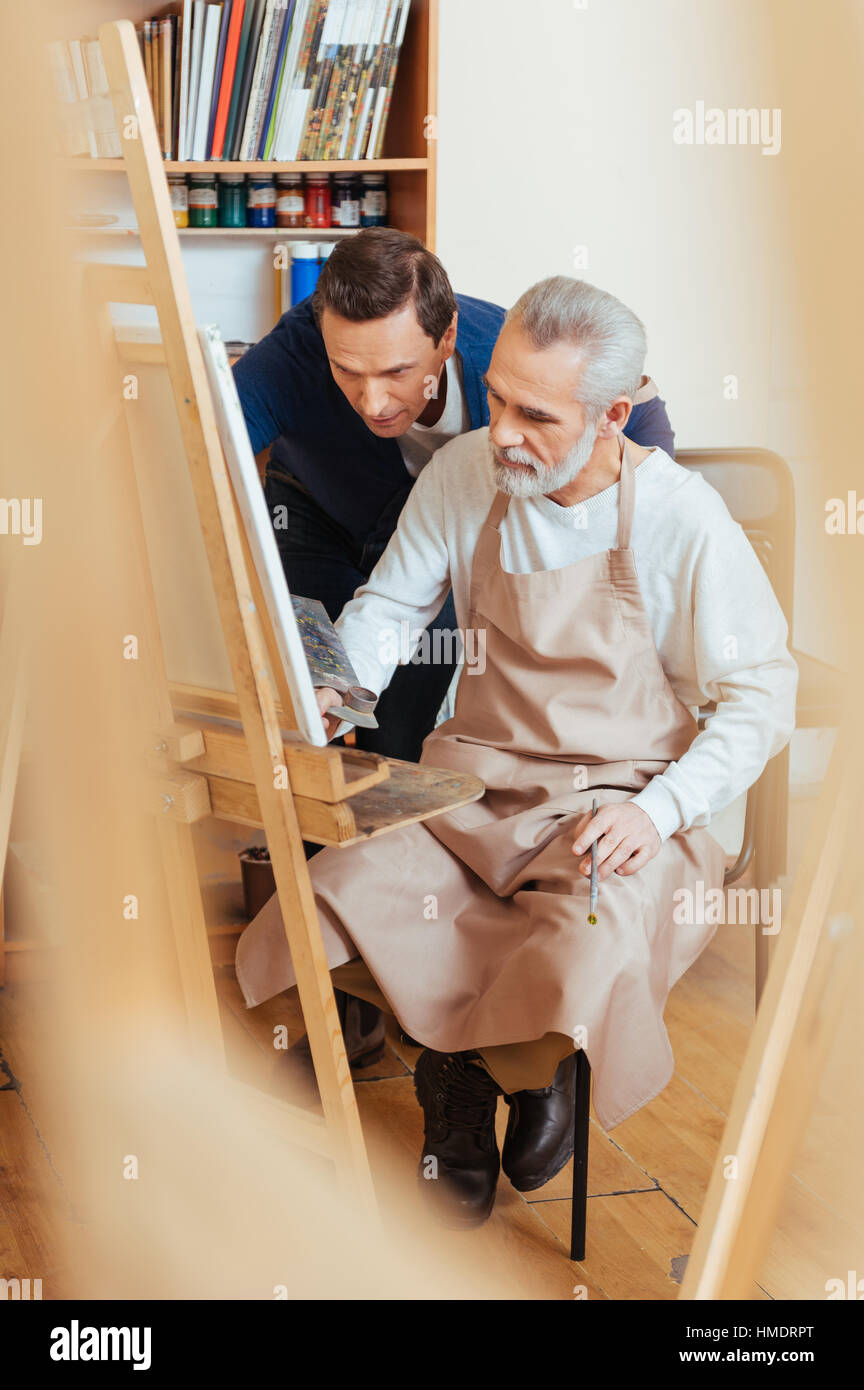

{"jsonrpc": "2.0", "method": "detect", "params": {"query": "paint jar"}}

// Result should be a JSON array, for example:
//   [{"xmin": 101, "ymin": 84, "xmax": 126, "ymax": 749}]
[
  {"xmin": 218, "ymin": 174, "xmax": 246, "ymax": 228},
  {"xmin": 167, "ymin": 174, "xmax": 189, "ymax": 228},
  {"xmin": 304, "ymin": 174, "xmax": 332, "ymax": 228},
  {"xmin": 290, "ymin": 243, "xmax": 321, "ymax": 305},
  {"xmin": 188, "ymin": 173, "xmax": 218, "ymax": 228},
  {"xmin": 247, "ymin": 176, "xmax": 277, "ymax": 228},
  {"xmin": 332, "ymin": 174, "xmax": 360, "ymax": 228},
  {"xmin": 239, "ymin": 847, "xmax": 276, "ymax": 921},
  {"xmin": 275, "ymin": 173, "xmax": 305, "ymax": 228},
  {"xmin": 361, "ymin": 172, "xmax": 388, "ymax": 226},
  {"xmin": 317, "ymin": 241, "xmax": 336, "ymax": 268}
]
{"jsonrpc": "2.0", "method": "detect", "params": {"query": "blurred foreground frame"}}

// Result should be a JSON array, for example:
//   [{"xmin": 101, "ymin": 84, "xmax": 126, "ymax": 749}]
[
  {"xmin": 0, "ymin": 11, "xmax": 491, "ymax": 1269},
  {"xmin": 680, "ymin": 0, "xmax": 864, "ymax": 1300},
  {"xmin": 2, "ymin": 0, "xmax": 864, "ymax": 1299}
]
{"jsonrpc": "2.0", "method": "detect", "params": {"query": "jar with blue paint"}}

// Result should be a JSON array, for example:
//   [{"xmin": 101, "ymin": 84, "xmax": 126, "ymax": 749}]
[
  {"xmin": 247, "ymin": 176, "xmax": 276, "ymax": 228},
  {"xmin": 290, "ymin": 243, "xmax": 321, "ymax": 305}
]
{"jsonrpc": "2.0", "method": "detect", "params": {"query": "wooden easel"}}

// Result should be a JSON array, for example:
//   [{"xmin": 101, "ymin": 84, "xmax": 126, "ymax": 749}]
[
  {"xmin": 0, "ymin": 558, "xmax": 28, "ymax": 988},
  {"xmin": 78, "ymin": 17, "xmax": 482, "ymax": 1211},
  {"xmin": 681, "ymin": 707, "xmax": 861, "ymax": 1298}
]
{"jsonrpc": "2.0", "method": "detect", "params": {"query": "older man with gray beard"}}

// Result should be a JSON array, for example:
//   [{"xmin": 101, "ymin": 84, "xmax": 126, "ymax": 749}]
[{"xmin": 236, "ymin": 277, "xmax": 798, "ymax": 1231}]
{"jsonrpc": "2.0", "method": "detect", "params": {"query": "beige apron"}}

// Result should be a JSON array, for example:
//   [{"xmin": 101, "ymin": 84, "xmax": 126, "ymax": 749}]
[{"xmin": 236, "ymin": 437, "xmax": 727, "ymax": 1130}]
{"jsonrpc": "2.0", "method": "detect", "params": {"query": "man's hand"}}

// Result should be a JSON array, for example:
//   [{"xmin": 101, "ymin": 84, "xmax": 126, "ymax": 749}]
[
  {"xmin": 570, "ymin": 802, "xmax": 661, "ymax": 880},
  {"xmin": 315, "ymin": 686, "xmax": 344, "ymax": 741}
]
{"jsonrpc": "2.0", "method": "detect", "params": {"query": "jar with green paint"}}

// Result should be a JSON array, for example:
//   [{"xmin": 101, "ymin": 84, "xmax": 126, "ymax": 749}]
[
  {"xmin": 218, "ymin": 174, "xmax": 246, "ymax": 228},
  {"xmin": 188, "ymin": 174, "xmax": 218, "ymax": 228}
]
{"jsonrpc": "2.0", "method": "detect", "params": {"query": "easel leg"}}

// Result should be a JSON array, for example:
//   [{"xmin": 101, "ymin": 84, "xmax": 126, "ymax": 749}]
[
  {"xmin": 155, "ymin": 817, "xmax": 225, "ymax": 1069},
  {"xmin": 0, "ymin": 565, "xmax": 27, "ymax": 995}
]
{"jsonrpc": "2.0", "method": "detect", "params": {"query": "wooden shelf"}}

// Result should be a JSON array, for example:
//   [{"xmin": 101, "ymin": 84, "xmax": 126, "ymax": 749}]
[
  {"xmin": 65, "ymin": 157, "xmax": 430, "ymax": 174},
  {"xmin": 68, "ymin": 225, "xmax": 361, "ymax": 239}
]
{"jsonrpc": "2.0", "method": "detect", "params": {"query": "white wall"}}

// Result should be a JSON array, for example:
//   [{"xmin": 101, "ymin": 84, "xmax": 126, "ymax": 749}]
[{"xmin": 436, "ymin": 0, "xmax": 829, "ymax": 664}]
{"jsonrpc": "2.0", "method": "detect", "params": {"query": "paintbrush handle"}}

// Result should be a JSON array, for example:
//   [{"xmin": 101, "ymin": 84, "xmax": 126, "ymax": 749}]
[{"xmin": 589, "ymin": 797, "xmax": 599, "ymax": 918}]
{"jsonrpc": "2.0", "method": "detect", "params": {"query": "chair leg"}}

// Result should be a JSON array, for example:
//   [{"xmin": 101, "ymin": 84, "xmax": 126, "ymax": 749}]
[
  {"xmin": 755, "ymin": 913, "xmax": 773, "ymax": 1008},
  {"xmin": 569, "ymin": 1050, "xmax": 591, "ymax": 1261}
]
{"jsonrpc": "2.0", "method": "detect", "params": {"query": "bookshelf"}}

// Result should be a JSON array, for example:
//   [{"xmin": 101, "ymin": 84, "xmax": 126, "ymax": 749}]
[{"xmin": 63, "ymin": 1, "xmax": 439, "ymax": 249}]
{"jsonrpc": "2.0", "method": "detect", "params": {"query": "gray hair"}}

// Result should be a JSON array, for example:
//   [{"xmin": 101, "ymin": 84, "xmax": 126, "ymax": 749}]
[{"xmin": 505, "ymin": 276, "xmax": 647, "ymax": 418}]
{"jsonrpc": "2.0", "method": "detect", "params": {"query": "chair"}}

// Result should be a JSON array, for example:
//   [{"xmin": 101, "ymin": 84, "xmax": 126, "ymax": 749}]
[{"xmin": 569, "ymin": 446, "xmax": 844, "ymax": 1262}]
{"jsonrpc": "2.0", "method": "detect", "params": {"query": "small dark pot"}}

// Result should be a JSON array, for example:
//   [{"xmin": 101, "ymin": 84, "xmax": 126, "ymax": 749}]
[{"xmin": 239, "ymin": 850, "xmax": 276, "ymax": 921}]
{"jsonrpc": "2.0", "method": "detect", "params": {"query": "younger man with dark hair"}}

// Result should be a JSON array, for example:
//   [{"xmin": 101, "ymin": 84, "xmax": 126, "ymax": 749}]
[{"xmin": 232, "ymin": 228, "xmax": 675, "ymax": 1071}]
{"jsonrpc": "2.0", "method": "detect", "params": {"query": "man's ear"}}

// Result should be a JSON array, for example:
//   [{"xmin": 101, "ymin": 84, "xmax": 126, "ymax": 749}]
[
  {"xmin": 440, "ymin": 311, "xmax": 458, "ymax": 359},
  {"xmin": 597, "ymin": 396, "xmax": 633, "ymax": 438}
]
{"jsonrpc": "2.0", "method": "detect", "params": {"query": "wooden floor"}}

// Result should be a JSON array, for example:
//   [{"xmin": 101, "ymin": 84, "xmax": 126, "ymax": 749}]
[{"xmin": 0, "ymin": 788, "xmax": 848, "ymax": 1300}]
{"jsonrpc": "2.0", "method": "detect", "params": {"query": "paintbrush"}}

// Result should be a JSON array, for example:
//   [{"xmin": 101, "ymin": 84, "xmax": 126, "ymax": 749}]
[{"xmin": 588, "ymin": 797, "xmax": 599, "ymax": 924}]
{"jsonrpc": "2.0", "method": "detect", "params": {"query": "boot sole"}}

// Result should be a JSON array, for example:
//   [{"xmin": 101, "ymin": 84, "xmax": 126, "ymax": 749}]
[
  {"xmin": 505, "ymin": 1131, "xmax": 576, "ymax": 1192},
  {"xmin": 416, "ymin": 1175, "xmax": 497, "ymax": 1229}
]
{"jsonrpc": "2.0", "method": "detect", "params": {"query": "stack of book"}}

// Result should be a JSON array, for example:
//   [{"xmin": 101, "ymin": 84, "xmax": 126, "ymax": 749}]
[
  {"xmin": 141, "ymin": 0, "xmax": 412, "ymax": 161},
  {"xmin": 48, "ymin": 36, "xmax": 122, "ymax": 158}
]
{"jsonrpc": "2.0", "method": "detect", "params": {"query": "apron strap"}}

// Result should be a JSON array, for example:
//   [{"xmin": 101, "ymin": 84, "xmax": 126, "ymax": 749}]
[
  {"xmin": 468, "ymin": 488, "xmax": 511, "ymax": 613},
  {"xmin": 616, "ymin": 434, "xmax": 635, "ymax": 550},
  {"xmin": 487, "ymin": 489, "xmax": 511, "ymax": 530}
]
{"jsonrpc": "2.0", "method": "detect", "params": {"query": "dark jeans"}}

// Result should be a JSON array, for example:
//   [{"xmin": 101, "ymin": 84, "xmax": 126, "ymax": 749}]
[{"xmin": 264, "ymin": 465, "xmax": 460, "ymax": 768}]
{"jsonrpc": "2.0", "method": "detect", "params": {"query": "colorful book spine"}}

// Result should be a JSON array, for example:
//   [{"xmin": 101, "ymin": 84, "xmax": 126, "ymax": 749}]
[
  {"xmin": 210, "ymin": 0, "xmax": 246, "ymax": 158},
  {"xmin": 238, "ymin": 0, "xmax": 280, "ymax": 160},
  {"xmin": 370, "ymin": 0, "xmax": 410, "ymax": 159},
  {"xmin": 258, "ymin": 0, "xmax": 296, "ymax": 157},
  {"xmin": 176, "ymin": 0, "xmax": 193, "ymax": 161},
  {"xmin": 347, "ymin": 0, "xmax": 387, "ymax": 160},
  {"xmin": 314, "ymin": 0, "xmax": 353, "ymax": 160},
  {"xmin": 205, "ymin": 0, "xmax": 233, "ymax": 157},
  {"xmin": 223, "ymin": 0, "xmax": 262, "ymax": 160},
  {"xmin": 192, "ymin": 5, "xmax": 223, "ymax": 159},
  {"xmin": 301, "ymin": 0, "xmax": 344, "ymax": 160},
  {"xmin": 265, "ymin": 0, "xmax": 307, "ymax": 158}
]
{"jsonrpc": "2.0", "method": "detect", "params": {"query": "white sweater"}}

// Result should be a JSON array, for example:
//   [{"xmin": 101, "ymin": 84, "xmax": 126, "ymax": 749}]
[{"xmin": 335, "ymin": 428, "xmax": 798, "ymax": 843}]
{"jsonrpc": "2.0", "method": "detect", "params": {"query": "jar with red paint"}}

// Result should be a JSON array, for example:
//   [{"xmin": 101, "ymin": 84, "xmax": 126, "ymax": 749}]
[{"xmin": 304, "ymin": 175, "xmax": 332, "ymax": 228}]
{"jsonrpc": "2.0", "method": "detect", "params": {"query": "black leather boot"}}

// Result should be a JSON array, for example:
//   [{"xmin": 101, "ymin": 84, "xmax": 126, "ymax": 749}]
[
  {"xmin": 278, "ymin": 990, "xmax": 386, "ymax": 1107},
  {"xmin": 336, "ymin": 991, "xmax": 387, "ymax": 1066},
  {"xmin": 413, "ymin": 1049, "xmax": 502, "ymax": 1229},
  {"xmin": 502, "ymin": 1053, "xmax": 578, "ymax": 1191}
]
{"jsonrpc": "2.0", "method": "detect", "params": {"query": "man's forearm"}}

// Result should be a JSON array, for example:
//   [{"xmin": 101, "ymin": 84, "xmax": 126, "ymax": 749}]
[{"xmin": 334, "ymin": 463, "xmax": 453, "ymax": 698}]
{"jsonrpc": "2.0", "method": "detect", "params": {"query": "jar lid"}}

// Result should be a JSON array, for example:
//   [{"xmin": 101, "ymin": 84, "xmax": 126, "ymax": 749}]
[
  {"xmin": 306, "ymin": 174, "xmax": 329, "ymax": 183},
  {"xmin": 219, "ymin": 173, "xmax": 245, "ymax": 182},
  {"xmin": 189, "ymin": 173, "xmax": 216, "ymax": 182},
  {"xmin": 292, "ymin": 243, "xmax": 319, "ymax": 259},
  {"xmin": 317, "ymin": 242, "xmax": 336, "ymax": 258},
  {"xmin": 276, "ymin": 172, "xmax": 303, "ymax": 183},
  {"xmin": 361, "ymin": 172, "xmax": 387, "ymax": 182}
]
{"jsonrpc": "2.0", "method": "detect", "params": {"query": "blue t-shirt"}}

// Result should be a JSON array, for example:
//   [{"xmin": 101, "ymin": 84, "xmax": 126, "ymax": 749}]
[{"xmin": 233, "ymin": 293, "xmax": 675, "ymax": 547}]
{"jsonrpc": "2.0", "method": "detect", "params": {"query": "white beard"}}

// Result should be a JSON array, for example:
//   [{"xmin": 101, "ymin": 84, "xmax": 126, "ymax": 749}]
[{"xmin": 489, "ymin": 419, "xmax": 599, "ymax": 498}]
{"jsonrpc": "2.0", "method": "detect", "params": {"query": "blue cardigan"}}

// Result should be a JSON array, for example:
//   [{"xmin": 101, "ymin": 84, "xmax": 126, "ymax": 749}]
[{"xmin": 233, "ymin": 293, "xmax": 675, "ymax": 547}]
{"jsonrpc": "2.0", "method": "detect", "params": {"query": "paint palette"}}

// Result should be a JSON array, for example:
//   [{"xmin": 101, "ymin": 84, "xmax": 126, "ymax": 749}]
[{"xmin": 290, "ymin": 595, "xmax": 379, "ymax": 729}]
